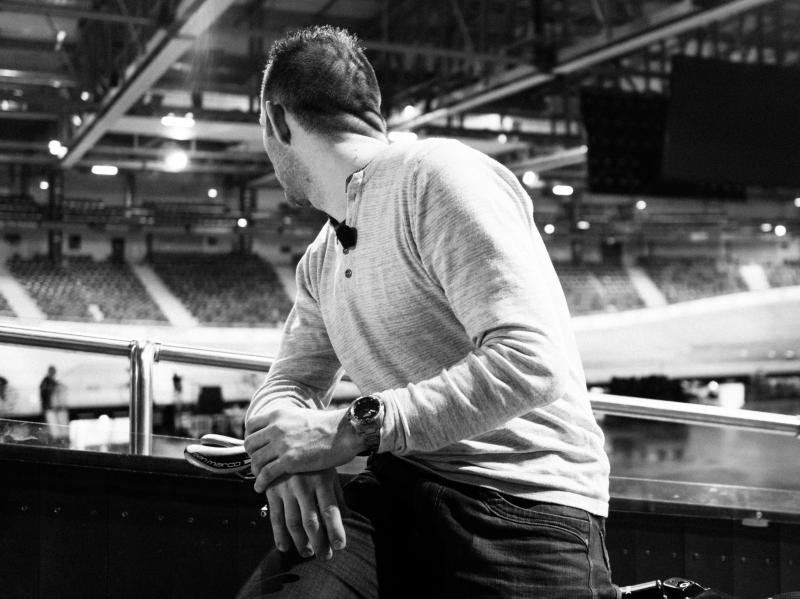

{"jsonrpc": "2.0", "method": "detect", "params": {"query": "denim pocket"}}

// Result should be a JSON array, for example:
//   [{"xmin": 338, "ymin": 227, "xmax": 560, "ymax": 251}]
[{"xmin": 478, "ymin": 490, "xmax": 590, "ymax": 547}]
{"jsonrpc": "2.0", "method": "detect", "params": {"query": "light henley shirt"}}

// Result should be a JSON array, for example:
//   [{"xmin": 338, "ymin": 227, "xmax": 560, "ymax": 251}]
[{"xmin": 248, "ymin": 138, "xmax": 610, "ymax": 517}]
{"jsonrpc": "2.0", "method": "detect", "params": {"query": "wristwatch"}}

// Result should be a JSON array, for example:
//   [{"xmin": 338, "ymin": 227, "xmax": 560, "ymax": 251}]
[{"xmin": 347, "ymin": 394, "xmax": 384, "ymax": 454}]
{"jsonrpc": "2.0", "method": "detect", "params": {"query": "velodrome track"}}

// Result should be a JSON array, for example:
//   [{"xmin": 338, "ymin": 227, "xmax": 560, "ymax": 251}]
[
  {"xmin": 1, "ymin": 286, "xmax": 799, "ymax": 412},
  {"xmin": 575, "ymin": 285, "xmax": 800, "ymax": 382}
]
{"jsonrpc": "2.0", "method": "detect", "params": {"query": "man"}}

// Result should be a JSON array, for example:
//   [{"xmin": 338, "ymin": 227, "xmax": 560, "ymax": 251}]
[
  {"xmin": 39, "ymin": 365, "xmax": 59, "ymax": 415},
  {"xmin": 242, "ymin": 26, "xmax": 614, "ymax": 598}
]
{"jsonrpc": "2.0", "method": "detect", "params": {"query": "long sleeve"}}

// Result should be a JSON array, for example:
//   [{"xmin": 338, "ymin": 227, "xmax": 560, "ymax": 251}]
[
  {"xmin": 378, "ymin": 144, "xmax": 577, "ymax": 455},
  {"xmin": 245, "ymin": 242, "xmax": 344, "ymax": 433}
]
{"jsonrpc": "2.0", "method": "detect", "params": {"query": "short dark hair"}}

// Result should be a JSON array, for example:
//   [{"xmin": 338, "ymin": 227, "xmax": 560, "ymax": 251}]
[{"xmin": 261, "ymin": 26, "xmax": 386, "ymax": 138}]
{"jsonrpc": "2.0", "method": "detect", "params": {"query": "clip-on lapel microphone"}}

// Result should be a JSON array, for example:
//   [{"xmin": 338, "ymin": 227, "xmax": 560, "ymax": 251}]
[{"xmin": 328, "ymin": 216, "xmax": 357, "ymax": 250}]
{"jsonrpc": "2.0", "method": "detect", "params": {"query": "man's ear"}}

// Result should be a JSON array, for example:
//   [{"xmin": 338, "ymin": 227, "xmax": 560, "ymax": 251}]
[{"xmin": 265, "ymin": 101, "xmax": 291, "ymax": 145}]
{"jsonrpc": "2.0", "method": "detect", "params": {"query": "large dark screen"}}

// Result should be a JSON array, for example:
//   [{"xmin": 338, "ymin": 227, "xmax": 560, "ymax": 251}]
[{"xmin": 663, "ymin": 56, "xmax": 800, "ymax": 186}]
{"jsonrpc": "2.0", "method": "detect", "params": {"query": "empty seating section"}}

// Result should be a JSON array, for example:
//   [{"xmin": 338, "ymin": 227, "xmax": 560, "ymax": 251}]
[
  {"xmin": 641, "ymin": 257, "xmax": 747, "ymax": 303},
  {"xmin": 149, "ymin": 253, "xmax": 292, "ymax": 325},
  {"xmin": 0, "ymin": 195, "xmax": 42, "ymax": 222},
  {"xmin": 554, "ymin": 264, "xmax": 605, "ymax": 314},
  {"xmin": 0, "ymin": 293, "xmax": 14, "ymax": 317},
  {"xmin": 6, "ymin": 255, "xmax": 166, "ymax": 323},
  {"xmin": 63, "ymin": 198, "xmax": 109, "ymax": 223},
  {"xmin": 553, "ymin": 263, "xmax": 644, "ymax": 315},
  {"xmin": 592, "ymin": 265, "xmax": 646, "ymax": 311},
  {"xmin": 144, "ymin": 202, "xmax": 234, "ymax": 228},
  {"xmin": 765, "ymin": 260, "xmax": 800, "ymax": 287}
]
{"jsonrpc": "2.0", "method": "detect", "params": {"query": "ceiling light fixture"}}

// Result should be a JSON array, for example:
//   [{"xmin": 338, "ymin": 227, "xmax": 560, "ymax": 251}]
[
  {"xmin": 401, "ymin": 105, "xmax": 418, "ymax": 119},
  {"xmin": 552, "ymin": 184, "xmax": 574, "ymax": 196},
  {"xmin": 522, "ymin": 171, "xmax": 543, "ymax": 189},
  {"xmin": 161, "ymin": 113, "xmax": 195, "ymax": 129},
  {"xmin": 164, "ymin": 149, "xmax": 189, "ymax": 172},
  {"xmin": 91, "ymin": 165, "xmax": 119, "ymax": 176}
]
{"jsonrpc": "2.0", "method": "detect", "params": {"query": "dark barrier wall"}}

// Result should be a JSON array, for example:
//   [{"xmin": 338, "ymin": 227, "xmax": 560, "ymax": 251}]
[
  {"xmin": 2, "ymin": 444, "xmax": 800, "ymax": 598},
  {"xmin": 1, "ymin": 445, "xmax": 269, "ymax": 599}
]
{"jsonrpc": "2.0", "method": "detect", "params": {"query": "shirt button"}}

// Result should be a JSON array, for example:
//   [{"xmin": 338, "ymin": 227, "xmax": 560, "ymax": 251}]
[
  {"xmin": 345, "ymin": 269, "xmax": 353, "ymax": 278},
  {"xmin": 343, "ymin": 248, "xmax": 349, "ymax": 255}
]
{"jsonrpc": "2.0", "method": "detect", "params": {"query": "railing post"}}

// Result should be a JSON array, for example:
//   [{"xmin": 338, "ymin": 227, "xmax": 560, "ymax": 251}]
[{"xmin": 129, "ymin": 340, "xmax": 157, "ymax": 455}]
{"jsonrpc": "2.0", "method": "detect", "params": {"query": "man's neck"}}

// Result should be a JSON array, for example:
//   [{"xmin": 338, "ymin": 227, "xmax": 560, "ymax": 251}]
[{"xmin": 305, "ymin": 133, "xmax": 388, "ymax": 222}]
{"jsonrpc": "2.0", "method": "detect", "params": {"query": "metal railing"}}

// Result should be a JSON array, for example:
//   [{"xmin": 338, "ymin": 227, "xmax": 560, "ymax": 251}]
[
  {"xmin": 0, "ymin": 324, "xmax": 272, "ymax": 455},
  {"xmin": 0, "ymin": 323, "xmax": 798, "ymax": 456}
]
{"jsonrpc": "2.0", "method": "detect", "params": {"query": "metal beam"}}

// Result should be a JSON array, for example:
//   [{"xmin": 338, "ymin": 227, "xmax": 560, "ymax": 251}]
[
  {"xmin": 363, "ymin": 40, "xmax": 528, "ymax": 66},
  {"xmin": 0, "ymin": 111, "xmax": 58, "ymax": 121},
  {"xmin": 506, "ymin": 145, "xmax": 588, "ymax": 175},
  {"xmin": 0, "ymin": 153, "xmax": 58, "ymax": 165},
  {"xmin": 390, "ymin": 0, "xmax": 779, "ymax": 130},
  {"xmin": 0, "ymin": 1, "xmax": 154, "ymax": 26},
  {"xmin": 62, "ymin": 0, "xmax": 238, "ymax": 168},
  {"xmin": 0, "ymin": 68, "xmax": 76, "ymax": 88},
  {"xmin": 75, "ymin": 158, "xmax": 264, "ymax": 175},
  {"xmin": 91, "ymin": 144, "xmax": 265, "ymax": 162}
]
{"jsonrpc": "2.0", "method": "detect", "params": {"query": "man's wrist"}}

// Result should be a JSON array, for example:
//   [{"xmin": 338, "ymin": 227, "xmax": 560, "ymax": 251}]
[
  {"xmin": 346, "ymin": 395, "xmax": 384, "ymax": 455},
  {"xmin": 334, "ymin": 407, "xmax": 368, "ymax": 457}
]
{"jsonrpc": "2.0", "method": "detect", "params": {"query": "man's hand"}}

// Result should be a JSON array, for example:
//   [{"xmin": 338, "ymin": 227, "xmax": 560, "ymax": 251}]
[
  {"xmin": 266, "ymin": 469, "xmax": 347, "ymax": 560},
  {"xmin": 245, "ymin": 406, "xmax": 364, "ymax": 493}
]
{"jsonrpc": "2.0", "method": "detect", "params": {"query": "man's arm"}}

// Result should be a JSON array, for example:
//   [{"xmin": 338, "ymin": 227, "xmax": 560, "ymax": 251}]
[
  {"xmin": 245, "ymin": 246, "xmax": 344, "ymax": 431},
  {"xmin": 244, "ymin": 246, "xmax": 351, "ymax": 559},
  {"xmin": 376, "ymin": 142, "xmax": 580, "ymax": 454}
]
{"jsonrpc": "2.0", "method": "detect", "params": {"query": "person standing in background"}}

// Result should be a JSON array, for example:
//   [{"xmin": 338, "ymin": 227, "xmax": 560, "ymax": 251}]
[
  {"xmin": 0, "ymin": 375, "xmax": 11, "ymax": 417},
  {"xmin": 39, "ymin": 366, "xmax": 58, "ymax": 414},
  {"xmin": 40, "ymin": 365, "xmax": 68, "ymax": 443}
]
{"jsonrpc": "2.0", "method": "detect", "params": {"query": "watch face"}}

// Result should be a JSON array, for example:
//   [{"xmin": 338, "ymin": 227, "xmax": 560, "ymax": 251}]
[{"xmin": 353, "ymin": 396, "xmax": 380, "ymax": 422}]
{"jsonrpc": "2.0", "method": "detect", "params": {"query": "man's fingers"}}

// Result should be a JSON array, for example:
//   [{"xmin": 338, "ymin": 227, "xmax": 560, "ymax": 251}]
[
  {"xmin": 248, "ymin": 444, "xmax": 278, "ymax": 478},
  {"xmin": 296, "ymin": 487, "xmax": 332, "ymax": 560},
  {"xmin": 316, "ymin": 481, "xmax": 346, "ymax": 552},
  {"xmin": 282, "ymin": 497, "xmax": 313, "ymax": 558},
  {"xmin": 266, "ymin": 491, "xmax": 291, "ymax": 553},
  {"xmin": 254, "ymin": 459, "xmax": 286, "ymax": 494}
]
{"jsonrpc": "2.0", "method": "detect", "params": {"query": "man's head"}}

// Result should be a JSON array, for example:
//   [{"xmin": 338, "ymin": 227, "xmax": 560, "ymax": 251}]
[{"xmin": 260, "ymin": 26, "xmax": 386, "ymax": 140}]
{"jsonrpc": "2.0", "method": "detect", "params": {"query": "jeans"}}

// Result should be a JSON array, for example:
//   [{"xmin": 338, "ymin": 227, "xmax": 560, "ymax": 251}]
[{"xmin": 237, "ymin": 454, "xmax": 616, "ymax": 598}]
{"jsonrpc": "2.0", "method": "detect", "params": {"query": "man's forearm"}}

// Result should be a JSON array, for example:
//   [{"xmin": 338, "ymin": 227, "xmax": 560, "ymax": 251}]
[{"xmin": 377, "ymin": 326, "xmax": 568, "ymax": 455}]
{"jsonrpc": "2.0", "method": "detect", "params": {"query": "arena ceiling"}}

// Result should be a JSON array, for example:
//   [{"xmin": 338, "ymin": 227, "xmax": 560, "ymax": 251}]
[{"xmin": 0, "ymin": 0, "xmax": 798, "ymax": 191}]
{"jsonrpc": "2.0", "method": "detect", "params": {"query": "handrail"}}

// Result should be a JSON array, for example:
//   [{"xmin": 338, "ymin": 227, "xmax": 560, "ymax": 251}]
[
  {"xmin": 155, "ymin": 343, "xmax": 272, "ymax": 371},
  {"xmin": 1, "ymin": 323, "xmax": 798, "ymax": 456},
  {"xmin": 0, "ymin": 324, "xmax": 133, "ymax": 355},
  {"xmin": 592, "ymin": 394, "xmax": 800, "ymax": 437},
  {"xmin": 0, "ymin": 324, "xmax": 273, "ymax": 455}
]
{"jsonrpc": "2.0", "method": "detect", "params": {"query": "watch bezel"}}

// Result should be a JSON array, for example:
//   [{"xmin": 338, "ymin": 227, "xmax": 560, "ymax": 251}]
[
  {"xmin": 351, "ymin": 394, "xmax": 381, "ymax": 424},
  {"xmin": 348, "ymin": 395, "xmax": 383, "ymax": 453}
]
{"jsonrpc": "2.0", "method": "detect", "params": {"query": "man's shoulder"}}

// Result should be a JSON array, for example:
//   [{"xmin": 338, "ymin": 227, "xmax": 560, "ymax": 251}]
[
  {"xmin": 383, "ymin": 137, "xmax": 472, "ymax": 162},
  {"xmin": 371, "ymin": 139, "xmax": 491, "ymax": 187}
]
